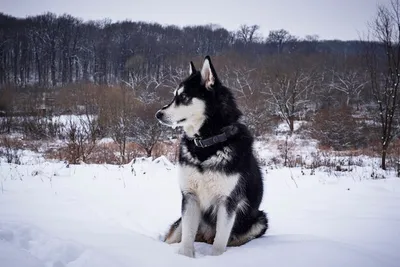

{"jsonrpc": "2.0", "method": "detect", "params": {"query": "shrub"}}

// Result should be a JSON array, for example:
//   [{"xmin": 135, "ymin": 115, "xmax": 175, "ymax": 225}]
[{"xmin": 310, "ymin": 105, "xmax": 367, "ymax": 150}]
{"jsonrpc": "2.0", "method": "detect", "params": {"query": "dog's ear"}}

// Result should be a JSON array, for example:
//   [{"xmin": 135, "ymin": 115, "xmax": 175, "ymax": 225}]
[
  {"xmin": 201, "ymin": 56, "xmax": 218, "ymax": 89},
  {"xmin": 189, "ymin": 61, "xmax": 196, "ymax": 75}
]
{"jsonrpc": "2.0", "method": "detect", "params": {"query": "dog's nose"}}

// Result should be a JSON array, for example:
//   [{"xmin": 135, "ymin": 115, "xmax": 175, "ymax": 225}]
[{"xmin": 155, "ymin": 111, "xmax": 164, "ymax": 120}]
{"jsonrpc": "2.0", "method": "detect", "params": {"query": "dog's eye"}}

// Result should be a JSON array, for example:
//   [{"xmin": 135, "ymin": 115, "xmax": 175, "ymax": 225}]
[
  {"xmin": 180, "ymin": 93, "xmax": 188, "ymax": 100},
  {"xmin": 176, "ymin": 92, "xmax": 191, "ymax": 105}
]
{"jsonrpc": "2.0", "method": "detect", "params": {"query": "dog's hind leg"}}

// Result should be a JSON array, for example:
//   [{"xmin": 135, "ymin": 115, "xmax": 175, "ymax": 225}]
[
  {"xmin": 164, "ymin": 217, "xmax": 182, "ymax": 244},
  {"xmin": 212, "ymin": 201, "xmax": 237, "ymax": 256},
  {"xmin": 228, "ymin": 210, "xmax": 268, "ymax": 247},
  {"xmin": 178, "ymin": 193, "xmax": 201, "ymax": 258},
  {"xmin": 164, "ymin": 218, "xmax": 216, "ymax": 245}
]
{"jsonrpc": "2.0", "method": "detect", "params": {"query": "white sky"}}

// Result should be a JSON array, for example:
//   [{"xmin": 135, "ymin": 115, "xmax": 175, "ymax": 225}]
[{"xmin": 1, "ymin": 0, "xmax": 391, "ymax": 40}]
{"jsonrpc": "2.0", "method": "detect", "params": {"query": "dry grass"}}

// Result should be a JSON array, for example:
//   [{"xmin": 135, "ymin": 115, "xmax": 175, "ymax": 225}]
[
  {"xmin": 0, "ymin": 135, "xmax": 24, "ymax": 164},
  {"xmin": 44, "ymin": 139, "xmax": 179, "ymax": 165}
]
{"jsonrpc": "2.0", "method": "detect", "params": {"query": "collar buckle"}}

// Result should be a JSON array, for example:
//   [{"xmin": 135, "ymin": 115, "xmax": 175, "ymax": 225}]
[{"xmin": 194, "ymin": 138, "xmax": 204, "ymax": 148}]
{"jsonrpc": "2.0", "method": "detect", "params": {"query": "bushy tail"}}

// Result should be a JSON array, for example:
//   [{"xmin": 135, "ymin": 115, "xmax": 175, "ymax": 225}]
[
  {"xmin": 164, "ymin": 217, "xmax": 182, "ymax": 244},
  {"xmin": 228, "ymin": 210, "xmax": 268, "ymax": 247},
  {"xmin": 254, "ymin": 210, "xmax": 269, "ymax": 238}
]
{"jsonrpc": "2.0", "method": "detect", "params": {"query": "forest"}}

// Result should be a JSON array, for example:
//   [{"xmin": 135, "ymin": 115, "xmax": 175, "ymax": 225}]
[{"xmin": 0, "ymin": 4, "xmax": 398, "ymax": 169}]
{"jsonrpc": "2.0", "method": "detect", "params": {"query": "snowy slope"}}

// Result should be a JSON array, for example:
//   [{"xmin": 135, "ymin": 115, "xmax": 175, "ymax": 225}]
[{"xmin": 1, "ymin": 156, "xmax": 400, "ymax": 267}]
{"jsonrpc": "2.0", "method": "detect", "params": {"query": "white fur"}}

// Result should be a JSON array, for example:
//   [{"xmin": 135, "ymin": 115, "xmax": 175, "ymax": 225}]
[
  {"xmin": 179, "ymin": 195, "xmax": 201, "ymax": 258},
  {"xmin": 212, "ymin": 205, "xmax": 236, "ymax": 255},
  {"xmin": 246, "ymin": 220, "xmax": 266, "ymax": 238},
  {"xmin": 236, "ymin": 199, "xmax": 249, "ymax": 214},
  {"xmin": 202, "ymin": 146, "xmax": 233, "ymax": 168},
  {"xmin": 181, "ymin": 145, "xmax": 201, "ymax": 165},
  {"xmin": 173, "ymin": 86, "xmax": 184, "ymax": 96},
  {"xmin": 180, "ymin": 144, "xmax": 233, "ymax": 167},
  {"xmin": 182, "ymin": 115, "xmax": 205, "ymax": 138},
  {"xmin": 178, "ymin": 164, "xmax": 240, "ymax": 257},
  {"xmin": 162, "ymin": 98, "xmax": 206, "ymax": 138},
  {"xmin": 178, "ymin": 165, "xmax": 240, "ymax": 211}
]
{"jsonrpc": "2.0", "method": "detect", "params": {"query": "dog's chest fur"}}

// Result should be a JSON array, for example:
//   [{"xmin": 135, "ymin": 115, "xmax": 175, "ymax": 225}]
[{"xmin": 178, "ymin": 164, "xmax": 239, "ymax": 210}]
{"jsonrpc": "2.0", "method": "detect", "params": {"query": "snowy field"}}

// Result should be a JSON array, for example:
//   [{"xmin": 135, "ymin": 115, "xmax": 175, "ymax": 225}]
[{"xmin": 1, "ymin": 150, "xmax": 400, "ymax": 267}]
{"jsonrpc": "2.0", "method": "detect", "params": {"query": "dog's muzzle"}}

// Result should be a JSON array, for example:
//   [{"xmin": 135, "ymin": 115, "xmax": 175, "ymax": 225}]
[{"xmin": 155, "ymin": 110, "xmax": 173, "ymax": 126}]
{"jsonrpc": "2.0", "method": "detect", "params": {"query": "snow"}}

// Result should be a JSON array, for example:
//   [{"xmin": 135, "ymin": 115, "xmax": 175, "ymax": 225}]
[{"xmin": 1, "ymin": 152, "xmax": 400, "ymax": 267}]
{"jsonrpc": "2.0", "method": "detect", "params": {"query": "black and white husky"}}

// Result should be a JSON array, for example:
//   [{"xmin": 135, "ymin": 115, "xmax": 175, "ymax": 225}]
[{"xmin": 155, "ymin": 56, "xmax": 268, "ymax": 257}]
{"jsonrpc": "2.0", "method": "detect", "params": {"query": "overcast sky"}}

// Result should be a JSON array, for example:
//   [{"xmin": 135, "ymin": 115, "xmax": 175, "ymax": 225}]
[{"xmin": 1, "ymin": 0, "xmax": 390, "ymax": 40}]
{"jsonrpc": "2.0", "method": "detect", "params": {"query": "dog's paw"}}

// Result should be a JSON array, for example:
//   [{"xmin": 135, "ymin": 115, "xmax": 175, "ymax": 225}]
[
  {"xmin": 177, "ymin": 245, "xmax": 195, "ymax": 258},
  {"xmin": 211, "ymin": 247, "xmax": 225, "ymax": 256}
]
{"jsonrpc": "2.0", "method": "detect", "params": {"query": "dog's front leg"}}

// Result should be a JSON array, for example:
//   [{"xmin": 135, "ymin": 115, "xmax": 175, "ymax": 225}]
[
  {"xmin": 212, "ymin": 202, "xmax": 236, "ymax": 256},
  {"xmin": 178, "ymin": 192, "xmax": 201, "ymax": 258}
]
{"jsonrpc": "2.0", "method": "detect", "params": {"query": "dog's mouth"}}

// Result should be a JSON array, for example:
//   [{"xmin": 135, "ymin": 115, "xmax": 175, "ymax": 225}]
[{"xmin": 157, "ymin": 117, "xmax": 187, "ymax": 129}]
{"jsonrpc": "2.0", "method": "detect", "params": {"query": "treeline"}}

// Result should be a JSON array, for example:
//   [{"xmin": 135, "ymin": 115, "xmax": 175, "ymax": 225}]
[
  {"xmin": 1, "ymin": 12, "xmax": 364, "ymax": 88},
  {"xmin": 0, "ymin": 8, "xmax": 398, "ymax": 169},
  {"xmin": 0, "ymin": 12, "xmax": 375, "ymax": 130}
]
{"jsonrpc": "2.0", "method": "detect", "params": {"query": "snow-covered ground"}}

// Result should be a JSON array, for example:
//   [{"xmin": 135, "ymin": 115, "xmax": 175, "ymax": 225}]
[{"xmin": 1, "ymin": 151, "xmax": 400, "ymax": 267}]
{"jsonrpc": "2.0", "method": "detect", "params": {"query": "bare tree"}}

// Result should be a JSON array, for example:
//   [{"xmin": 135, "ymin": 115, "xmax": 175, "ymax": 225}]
[
  {"xmin": 310, "ymin": 105, "xmax": 367, "ymax": 150},
  {"xmin": 62, "ymin": 112, "xmax": 100, "ymax": 164},
  {"xmin": 236, "ymin": 24, "xmax": 261, "ymax": 44},
  {"xmin": 328, "ymin": 69, "xmax": 368, "ymax": 109},
  {"xmin": 266, "ymin": 29, "xmax": 297, "ymax": 54},
  {"xmin": 62, "ymin": 85, "xmax": 101, "ymax": 164},
  {"xmin": 264, "ymin": 62, "xmax": 314, "ymax": 133},
  {"xmin": 132, "ymin": 102, "xmax": 163, "ymax": 157},
  {"xmin": 364, "ymin": 0, "xmax": 400, "ymax": 170},
  {"xmin": 221, "ymin": 65, "xmax": 257, "ymax": 99},
  {"xmin": 99, "ymin": 85, "xmax": 138, "ymax": 164},
  {"xmin": 219, "ymin": 63, "xmax": 271, "ymax": 135}
]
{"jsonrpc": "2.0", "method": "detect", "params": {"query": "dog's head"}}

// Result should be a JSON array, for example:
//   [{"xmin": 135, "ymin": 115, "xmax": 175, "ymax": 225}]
[{"xmin": 155, "ymin": 56, "xmax": 219, "ymax": 137}]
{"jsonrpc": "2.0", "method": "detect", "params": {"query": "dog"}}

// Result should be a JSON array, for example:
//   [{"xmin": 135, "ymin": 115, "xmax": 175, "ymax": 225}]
[{"xmin": 155, "ymin": 56, "xmax": 268, "ymax": 257}]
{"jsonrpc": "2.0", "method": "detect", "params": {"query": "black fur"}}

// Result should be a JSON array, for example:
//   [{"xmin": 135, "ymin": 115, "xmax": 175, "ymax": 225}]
[{"xmin": 160, "ymin": 55, "xmax": 268, "ymax": 247}]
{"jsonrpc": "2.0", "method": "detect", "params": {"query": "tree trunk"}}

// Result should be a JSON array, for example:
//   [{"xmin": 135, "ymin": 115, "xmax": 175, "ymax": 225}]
[
  {"xmin": 120, "ymin": 139, "xmax": 126, "ymax": 164},
  {"xmin": 381, "ymin": 146, "xmax": 387, "ymax": 170},
  {"xmin": 146, "ymin": 148, "xmax": 152, "ymax": 158},
  {"xmin": 289, "ymin": 116, "xmax": 294, "ymax": 133},
  {"xmin": 51, "ymin": 40, "xmax": 57, "ymax": 87},
  {"xmin": 62, "ymin": 51, "xmax": 68, "ymax": 85}
]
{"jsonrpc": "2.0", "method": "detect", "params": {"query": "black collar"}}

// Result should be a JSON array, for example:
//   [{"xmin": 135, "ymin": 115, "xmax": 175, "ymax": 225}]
[{"xmin": 192, "ymin": 124, "xmax": 238, "ymax": 148}]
